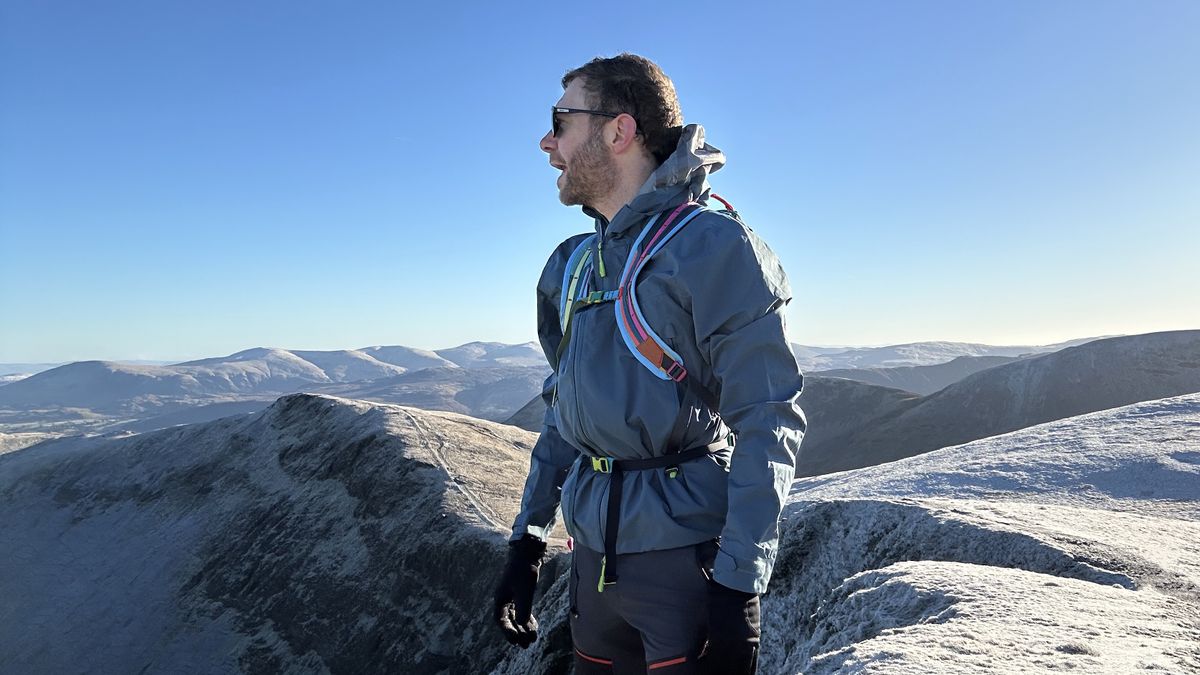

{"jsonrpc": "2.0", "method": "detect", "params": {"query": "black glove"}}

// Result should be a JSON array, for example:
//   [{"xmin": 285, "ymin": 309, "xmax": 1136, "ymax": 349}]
[
  {"xmin": 493, "ymin": 534, "xmax": 547, "ymax": 648},
  {"xmin": 696, "ymin": 540, "xmax": 761, "ymax": 674}
]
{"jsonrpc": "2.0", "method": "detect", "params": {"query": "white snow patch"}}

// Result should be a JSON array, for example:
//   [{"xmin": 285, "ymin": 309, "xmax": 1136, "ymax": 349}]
[{"xmin": 755, "ymin": 394, "xmax": 1200, "ymax": 674}]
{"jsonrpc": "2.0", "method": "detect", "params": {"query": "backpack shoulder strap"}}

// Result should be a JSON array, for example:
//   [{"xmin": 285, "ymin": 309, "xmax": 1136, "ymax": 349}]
[
  {"xmin": 550, "ymin": 234, "xmax": 597, "ymax": 371},
  {"xmin": 559, "ymin": 234, "xmax": 597, "ymax": 333},
  {"xmin": 614, "ymin": 202, "xmax": 709, "ymax": 383}
]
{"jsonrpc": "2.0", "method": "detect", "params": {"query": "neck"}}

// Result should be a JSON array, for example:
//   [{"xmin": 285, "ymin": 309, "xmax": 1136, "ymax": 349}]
[{"xmin": 593, "ymin": 155, "xmax": 658, "ymax": 222}]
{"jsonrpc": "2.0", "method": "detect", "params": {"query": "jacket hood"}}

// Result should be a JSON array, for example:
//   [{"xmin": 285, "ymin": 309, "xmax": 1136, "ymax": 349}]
[
  {"xmin": 596, "ymin": 123, "xmax": 726, "ymax": 236},
  {"xmin": 640, "ymin": 124, "xmax": 725, "ymax": 198}
]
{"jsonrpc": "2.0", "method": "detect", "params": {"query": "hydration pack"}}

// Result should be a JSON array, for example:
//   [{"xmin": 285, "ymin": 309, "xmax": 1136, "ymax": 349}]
[{"xmin": 555, "ymin": 195, "xmax": 741, "ymax": 400}]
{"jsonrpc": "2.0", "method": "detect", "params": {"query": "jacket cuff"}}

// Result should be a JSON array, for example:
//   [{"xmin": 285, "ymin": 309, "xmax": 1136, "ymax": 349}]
[{"xmin": 711, "ymin": 548, "xmax": 771, "ymax": 594}]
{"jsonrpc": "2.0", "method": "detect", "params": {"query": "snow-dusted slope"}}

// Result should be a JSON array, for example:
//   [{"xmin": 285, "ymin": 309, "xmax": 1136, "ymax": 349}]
[
  {"xmin": 496, "ymin": 394, "xmax": 1200, "ymax": 673},
  {"xmin": 0, "ymin": 394, "xmax": 559, "ymax": 674},
  {"xmin": 324, "ymin": 365, "xmax": 550, "ymax": 422},
  {"xmin": 800, "ymin": 330, "xmax": 1200, "ymax": 475},
  {"xmin": 762, "ymin": 394, "xmax": 1200, "ymax": 673},
  {"xmin": 435, "ymin": 342, "xmax": 546, "ymax": 369},
  {"xmin": 289, "ymin": 349, "xmax": 407, "ymax": 381},
  {"xmin": 357, "ymin": 345, "xmax": 458, "ymax": 371},
  {"xmin": 4, "ymin": 389, "xmax": 1197, "ymax": 673}
]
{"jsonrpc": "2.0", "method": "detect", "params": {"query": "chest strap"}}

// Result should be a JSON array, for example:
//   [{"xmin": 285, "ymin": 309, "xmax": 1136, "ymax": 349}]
[{"xmin": 585, "ymin": 438, "xmax": 730, "ymax": 591}]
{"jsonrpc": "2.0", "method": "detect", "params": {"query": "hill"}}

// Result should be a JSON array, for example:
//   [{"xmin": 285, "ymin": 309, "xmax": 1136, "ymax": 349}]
[
  {"xmin": 0, "ymin": 343, "xmax": 549, "ymax": 435},
  {"xmin": 0, "ymin": 394, "xmax": 560, "ymax": 674},
  {"xmin": 812, "ymin": 354, "xmax": 1022, "ymax": 395},
  {"xmin": 791, "ymin": 337, "xmax": 1102, "ymax": 370},
  {"xmin": 799, "ymin": 330, "xmax": 1200, "ymax": 475}
]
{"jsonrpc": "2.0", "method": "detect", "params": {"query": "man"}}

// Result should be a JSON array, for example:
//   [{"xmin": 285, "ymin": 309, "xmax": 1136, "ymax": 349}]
[{"xmin": 493, "ymin": 54, "xmax": 805, "ymax": 674}]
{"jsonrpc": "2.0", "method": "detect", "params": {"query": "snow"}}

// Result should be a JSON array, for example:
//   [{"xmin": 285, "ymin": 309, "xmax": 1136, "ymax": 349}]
[
  {"xmin": 4, "ymin": 386, "xmax": 1197, "ymax": 672},
  {"xmin": 792, "ymin": 393, "xmax": 1200, "ymax": 518},
  {"xmin": 0, "ymin": 394, "xmax": 547, "ymax": 674},
  {"xmin": 799, "ymin": 561, "xmax": 1194, "ymax": 673},
  {"xmin": 758, "ymin": 394, "xmax": 1200, "ymax": 673}
]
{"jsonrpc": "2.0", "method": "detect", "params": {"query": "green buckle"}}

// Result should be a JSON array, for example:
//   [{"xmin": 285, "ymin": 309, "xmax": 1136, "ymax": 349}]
[
  {"xmin": 591, "ymin": 456, "xmax": 613, "ymax": 473},
  {"xmin": 585, "ymin": 290, "xmax": 605, "ymax": 303}
]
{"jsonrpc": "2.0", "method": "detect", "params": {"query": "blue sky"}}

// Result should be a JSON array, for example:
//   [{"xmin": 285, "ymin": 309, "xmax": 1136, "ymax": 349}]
[{"xmin": 2, "ymin": 1, "xmax": 1197, "ymax": 362}]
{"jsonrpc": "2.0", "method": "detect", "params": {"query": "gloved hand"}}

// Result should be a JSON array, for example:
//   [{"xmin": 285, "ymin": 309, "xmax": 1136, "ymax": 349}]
[
  {"xmin": 493, "ymin": 534, "xmax": 548, "ymax": 648},
  {"xmin": 696, "ymin": 540, "xmax": 761, "ymax": 674}
]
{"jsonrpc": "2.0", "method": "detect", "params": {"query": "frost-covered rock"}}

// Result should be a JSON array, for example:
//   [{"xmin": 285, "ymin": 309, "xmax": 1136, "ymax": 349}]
[
  {"xmin": 764, "ymin": 393, "xmax": 1200, "ymax": 673},
  {"xmin": 5, "ymin": 390, "xmax": 1198, "ymax": 673},
  {"xmin": 0, "ymin": 394, "xmax": 564, "ymax": 674},
  {"xmin": 497, "ymin": 393, "xmax": 1200, "ymax": 673}
]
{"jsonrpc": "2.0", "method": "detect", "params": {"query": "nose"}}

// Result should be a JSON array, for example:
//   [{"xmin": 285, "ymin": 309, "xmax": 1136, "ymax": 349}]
[{"xmin": 539, "ymin": 129, "xmax": 555, "ymax": 155}]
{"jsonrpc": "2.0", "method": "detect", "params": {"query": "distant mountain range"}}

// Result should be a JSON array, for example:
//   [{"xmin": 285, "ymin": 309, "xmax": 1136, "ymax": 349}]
[
  {"xmin": 0, "ymin": 342, "xmax": 548, "ymax": 435},
  {"xmin": 8, "ymin": 332, "xmax": 1186, "ymax": 470},
  {"xmin": 811, "ymin": 354, "xmax": 1024, "ymax": 396},
  {"xmin": 1, "ymin": 337, "xmax": 1105, "ymax": 381},
  {"xmin": 790, "ymin": 337, "xmax": 1104, "ymax": 371},
  {"xmin": 797, "ymin": 330, "xmax": 1200, "ymax": 475}
]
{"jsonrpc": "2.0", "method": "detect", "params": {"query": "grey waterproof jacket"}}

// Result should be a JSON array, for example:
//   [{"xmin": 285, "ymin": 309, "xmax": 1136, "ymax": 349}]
[{"xmin": 511, "ymin": 125, "xmax": 806, "ymax": 594}]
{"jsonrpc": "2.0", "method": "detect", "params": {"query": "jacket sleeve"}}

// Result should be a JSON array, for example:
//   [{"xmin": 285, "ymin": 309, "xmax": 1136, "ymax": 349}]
[
  {"xmin": 508, "ymin": 236, "xmax": 588, "ymax": 543},
  {"xmin": 684, "ymin": 215, "xmax": 806, "ymax": 593}
]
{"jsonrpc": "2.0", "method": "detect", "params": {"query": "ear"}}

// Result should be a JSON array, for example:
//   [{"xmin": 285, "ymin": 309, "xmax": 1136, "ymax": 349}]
[{"xmin": 608, "ymin": 113, "xmax": 642, "ymax": 155}]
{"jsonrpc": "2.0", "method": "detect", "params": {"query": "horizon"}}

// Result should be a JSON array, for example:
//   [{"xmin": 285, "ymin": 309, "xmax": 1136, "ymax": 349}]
[
  {"xmin": 12, "ymin": 329, "xmax": 1199, "ymax": 367},
  {"xmin": 3, "ymin": 2, "xmax": 1198, "ymax": 362}
]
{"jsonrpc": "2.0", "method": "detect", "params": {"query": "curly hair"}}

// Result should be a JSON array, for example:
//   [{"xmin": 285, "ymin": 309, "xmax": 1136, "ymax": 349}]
[{"xmin": 562, "ymin": 54, "xmax": 684, "ymax": 166}]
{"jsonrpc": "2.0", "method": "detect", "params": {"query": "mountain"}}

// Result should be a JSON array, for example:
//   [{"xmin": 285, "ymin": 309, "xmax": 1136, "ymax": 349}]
[
  {"xmin": 796, "ymin": 377, "xmax": 922, "ymax": 453},
  {"xmin": 497, "ymin": 393, "xmax": 1200, "ymax": 673},
  {"xmin": 0, "ymin": 361, "xmax": 216, "ymax": 412},
  {"xmin": 357, "ymin": 345, "xmax": 458, "ymax": 371},
  {"xmin": 435, "ymin": 342, "xmax": 546, "ymax": 369},
  {"xmin": 791, "ymin": 337, "xmax": 1104, "ymax": 370},
  {"xmin": 799, "ymin": 330, "xmax": 1200, "ymax": 475},
  {"xmin": 174, "ymin": 347, "xmax": 368, "ymax": 384},
  {"xmin": 5, "ymin": 390, "xmax": 1196, "ymax": 673},
  {"xmin": 326, "ymin": 366, "xmax": 549, "ymax": 422},
  {"xmin": 0, "ymin": 394, "xmax": 562, "ymax": 674},
  {"xmin": 288, "ymin": 350, "xmax": 407, "ymax": 380},
  {"xmin": 812, "ymin": 354, "xmax": 1023, "ymax": 395},
  {"xmin": 0, "ymin": 343, "xmax": 548, "ymax": 435}
]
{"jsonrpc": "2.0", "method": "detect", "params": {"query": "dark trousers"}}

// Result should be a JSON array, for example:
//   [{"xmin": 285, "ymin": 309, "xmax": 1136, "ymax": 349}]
[{"xmin": 569, "ymin": 543, "xmax": 760, "ymax": 674}]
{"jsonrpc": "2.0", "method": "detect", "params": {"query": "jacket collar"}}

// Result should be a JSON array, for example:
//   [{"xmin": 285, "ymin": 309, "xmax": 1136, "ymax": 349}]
[{"xmin": 585, "ymin": 124, "xmax": 725, "ymax": 239}]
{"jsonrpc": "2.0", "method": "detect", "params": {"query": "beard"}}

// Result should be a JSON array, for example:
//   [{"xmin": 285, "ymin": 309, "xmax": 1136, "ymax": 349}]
[{"xmin": 558, "ymin": 130, "xmax": 617, "ymax": 208}]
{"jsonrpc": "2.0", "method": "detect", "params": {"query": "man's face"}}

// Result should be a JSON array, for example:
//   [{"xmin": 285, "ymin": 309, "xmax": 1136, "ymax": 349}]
[{"xmin": 540, "ymin": 79, "xmax": 617, "ymax": 208}]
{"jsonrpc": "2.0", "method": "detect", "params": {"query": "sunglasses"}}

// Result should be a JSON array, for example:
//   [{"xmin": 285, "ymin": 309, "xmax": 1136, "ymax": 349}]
[{"xmin": 551, "ymin": 106, "xmax": 636, "ymax": 137}]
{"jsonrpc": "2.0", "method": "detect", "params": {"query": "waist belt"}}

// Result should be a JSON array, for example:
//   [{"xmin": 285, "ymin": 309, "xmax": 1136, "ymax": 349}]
[{"xmin": 585, "ymin": 438, "xmax": 730, "ymax": 591}]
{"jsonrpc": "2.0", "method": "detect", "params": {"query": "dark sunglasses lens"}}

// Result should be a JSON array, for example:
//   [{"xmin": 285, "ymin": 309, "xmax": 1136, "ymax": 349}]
[{"xmin": 551, "ymin": 111, "xmax": 560, "ymax": 137}]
